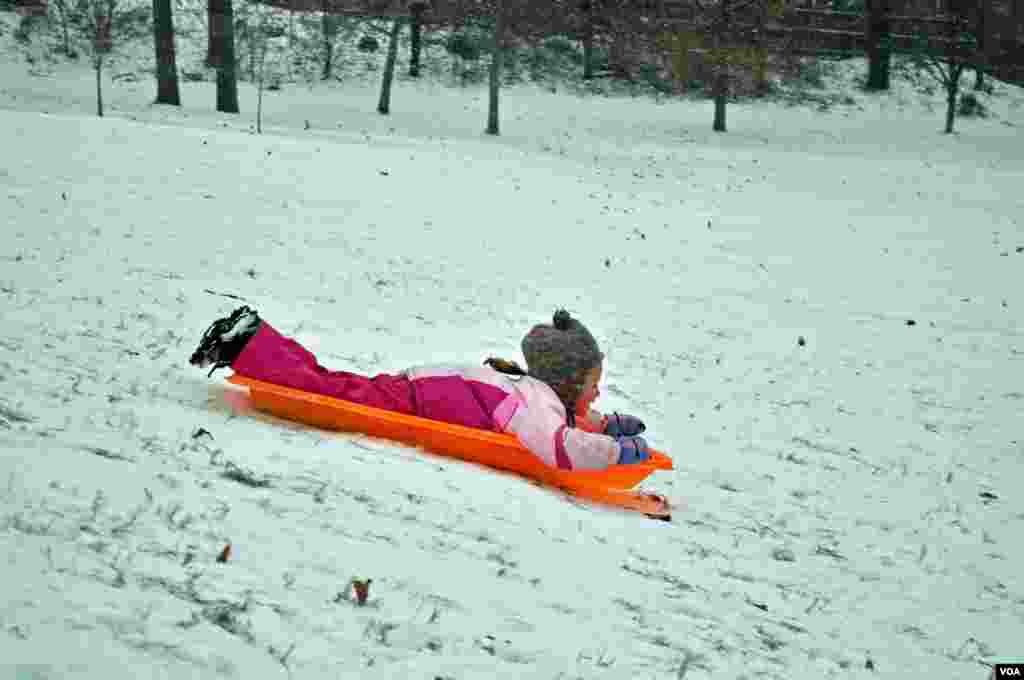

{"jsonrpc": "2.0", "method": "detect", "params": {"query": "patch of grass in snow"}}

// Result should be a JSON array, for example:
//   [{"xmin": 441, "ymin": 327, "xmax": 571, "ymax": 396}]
[
  {"xmin": 220, "ymin": 460, "xmax": 272, "ymax": 488},
  {"xmin": 0, "ymin": 401, "xmax": 35, "ymax": 427}
]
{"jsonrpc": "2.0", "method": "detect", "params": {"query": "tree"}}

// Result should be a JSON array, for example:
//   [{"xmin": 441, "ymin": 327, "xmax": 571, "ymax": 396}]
[
  {"xmin": 51, "ymin": 0, "xmax": 77, "ymax": 57},
  {"xmin": 81, "ymin": 0, "xmax": 117, "ymax": 117},
  {"xmin": 210, "ymin": 0, "xmax": 239, "ymax": 112},
  {"xmin": 320, "ymin": 0, "xmax": 339, "ymax": 79},
  {"xmin": 408, "ymin": 0, "xmax": 425, "ymax": 76},
  {"xmin": 864, "ymin": 0, "xmax": 891, "ymax": 90},
  {"xmin": 254, "ymin": 6, "xmax": 286, "ymax": 133},
  {"xmin": 152, "ymin": 0, "xmax": 180, "ymax": 105},
  {"xmin": 710, "ymin": 11, "xmax": 729, "ymax": 131},
  {"xmin": 486, "ymin": 0, "xmax": 505, "ymax": 134},
  {"xmin": 693, "ymin": 0, "xmax": 769, "ymax": 132},
  {"xmin": 972, "ymin": 0, "xmax": 994, "ymax": 89},
  {"xmin": 207, "ymin": 2, "xmax": 215, "ymax": 65},
  {"xmin": 913, "ymin": 11, "xmax": 977, "ymax": 133},
  {"xmin": 580, "ymin": 0, "xmax": 595, "ymax": 79},
  {"xmin": 378, "ymin": 17, "xmax": 402, "ymax": 113}
]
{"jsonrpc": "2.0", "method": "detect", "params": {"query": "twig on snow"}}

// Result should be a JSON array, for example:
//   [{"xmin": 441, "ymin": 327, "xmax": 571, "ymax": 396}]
[
  {"xmin": 814, "ymin": 544, "xmax": 847, "ymax": 561},
  {"xmin": 269, "ymin": 642, "xmax": 297, "ymax": 672},
  {"xmin": 89, "ymin": 490, "xmax": 107, "ymax": 523},
  {"xmin": 81, "ymin": 445, "xmax": 135, "ymax": 463},
  {"xmin": 110, "ymin": 501, "xmax": 149, "ymax": 536},
  {"xmin": 675, "ymin": 649, "xmax": 711, "ymax": 678},
  {"xmin": 203, "ymin": 288, "xmax": 247, "ymax": 301}
]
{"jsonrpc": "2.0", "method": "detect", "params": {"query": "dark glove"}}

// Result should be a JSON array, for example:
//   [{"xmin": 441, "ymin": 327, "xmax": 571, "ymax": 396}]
[
  {"xmin": 604, "ymin": 412, "xmax": 646, "ymax": 438},
  {"xmin": 616, "ymin": 435, "xmax": 650, "ymax": 465}
]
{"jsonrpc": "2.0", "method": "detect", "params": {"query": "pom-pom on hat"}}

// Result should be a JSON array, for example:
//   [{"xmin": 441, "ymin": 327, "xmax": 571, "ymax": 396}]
[{"xmin": 521, "ymin": 309, "xmax": 604, "ymax": 394}]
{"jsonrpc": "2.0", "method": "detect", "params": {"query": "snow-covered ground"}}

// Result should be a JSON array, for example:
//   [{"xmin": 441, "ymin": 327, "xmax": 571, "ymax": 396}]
[{"xmin": 2, "ymin": 13, "xmax": 1023, "ymax": 678}]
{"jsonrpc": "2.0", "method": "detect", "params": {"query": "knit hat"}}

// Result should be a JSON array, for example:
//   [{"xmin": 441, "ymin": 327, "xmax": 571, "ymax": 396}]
[{"xmin": 521, "ymin": 309, "xmax": 604, "ymax": 399}]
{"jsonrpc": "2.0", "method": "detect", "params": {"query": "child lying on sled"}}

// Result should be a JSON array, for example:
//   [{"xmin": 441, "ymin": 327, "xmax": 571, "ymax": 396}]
[{"xmin": 189, "ymin": 307, "xmax": 649, "ymax": 471}]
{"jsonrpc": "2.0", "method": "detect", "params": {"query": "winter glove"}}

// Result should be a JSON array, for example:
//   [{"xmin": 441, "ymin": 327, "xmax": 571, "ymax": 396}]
[
  {"xmin": 603, "ymin": 412, "xmax": 646, "ymax": 438},
  {"xmin": 615, "ymin": 435, "xmax": 650, "ymax": 465}
]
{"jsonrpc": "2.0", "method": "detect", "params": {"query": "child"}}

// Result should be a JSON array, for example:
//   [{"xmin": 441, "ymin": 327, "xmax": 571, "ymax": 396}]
[{"xmin": 189, "ymin": 307, "xmax": 649, "ymax": 471}]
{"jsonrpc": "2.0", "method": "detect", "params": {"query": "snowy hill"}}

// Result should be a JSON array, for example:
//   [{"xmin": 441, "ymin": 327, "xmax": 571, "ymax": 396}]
[{"xmin": 2, "ymin": 9, "xmax": 1024, "ymax": 679}]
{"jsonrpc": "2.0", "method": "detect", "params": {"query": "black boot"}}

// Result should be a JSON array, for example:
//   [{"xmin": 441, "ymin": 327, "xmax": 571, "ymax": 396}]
[{"xmin": 189, "ymin": 306, "xmax": 261, "ymax": 376}]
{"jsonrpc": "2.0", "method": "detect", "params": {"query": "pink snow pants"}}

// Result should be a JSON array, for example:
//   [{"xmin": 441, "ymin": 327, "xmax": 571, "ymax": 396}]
[{"xmin": 231, "ymin": 322, "xmax": 417, "ymax": 415}]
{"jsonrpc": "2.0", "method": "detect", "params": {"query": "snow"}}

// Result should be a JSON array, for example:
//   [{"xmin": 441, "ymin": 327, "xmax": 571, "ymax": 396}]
[{"xmin": 2, "ymin": 17, "xmax": 1024, "ymax": 678}]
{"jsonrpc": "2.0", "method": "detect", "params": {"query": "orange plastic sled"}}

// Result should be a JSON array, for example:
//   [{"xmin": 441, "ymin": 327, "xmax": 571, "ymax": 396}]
[{"xmin": 226, "ymin": 375, "xmax": 674, "ymax": 517}]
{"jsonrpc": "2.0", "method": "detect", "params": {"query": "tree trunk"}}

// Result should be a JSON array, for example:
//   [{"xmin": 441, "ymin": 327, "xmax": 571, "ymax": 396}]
[
  {"xmin": 256, "ymin": 37, "xmax": 267, "ymax": 133},
  {"xmin": 753, "ymin": 44, "xmax": 768, "ymax": 95},
  {"xmin": 63, "ymin": 16, "xmax": 72, "ymax": 56},
  {"xmin": 321, "ymin": 2, "xmax": 335, "ymax": 80},
  {"xmin": 865, "ymin": 0, "xmax": 891, "ymax": 90},
  {"xmin": 378, "ymin": 18, "xmax": 401, "ymax": 114},
  {"xmin": 975, "ymin": 0, "xmax": 994, "ymax": 90},
  {"xmin": 486, "ymin": 0, "xmax": 504, "ymax": 135},
  {"xmin": 608, "ymin": 22, "xmax": 628, "ymax": 78},
  {"xmin": 53, "ymin": 0, "xmax": 72, "ymax": 56},
  {"xmin": 944, "ymin": 66, "xmax": 962, "ymax": 133},
  {"xmin": 207, "ymin": 1, "xmax": 216, "ymax": 66},
  {"xmin": 582, "ymin": 7, "xmax": 594, "ymax": 79},
  {"xmin": 244, "ymin": 20, "xmax": 255, "ymax": 81},
  {"xmin": 409, "ymin": 3, "xmax": 422, "ymax": 77},
  {"xmin": 713, "ymin": 67, "xmax": 727, "ymax": 132},
  {"xmin": 95, "ymin": 54, "xmax": 104, "ymax": 117},
  {"xmin": 212, "ymin": 0, "xmax": 238, "ymax": 113},
  {"xmin": 944, "ymin": 86, "xmax": 956, "ymax": 133},
  {"xmin": 712, "ymin": 2, "xmax": 728, "ymax": 132},
  {"xmin": 152, "ymin": 0, "xmax": 180, "ymax": 105},
  {"xmin": 754, "ymin": 1, "xmax": 768, "ymax": 95},
  {"xmin": 257, "ymin": 72, "xmax": 264, "ymax": 133}
]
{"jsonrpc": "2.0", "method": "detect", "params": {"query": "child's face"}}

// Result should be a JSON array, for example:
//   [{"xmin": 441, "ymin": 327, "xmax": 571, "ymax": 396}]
[{"xmin": 576, "ymin": 363, "xmax": 603, "ymax": 412}]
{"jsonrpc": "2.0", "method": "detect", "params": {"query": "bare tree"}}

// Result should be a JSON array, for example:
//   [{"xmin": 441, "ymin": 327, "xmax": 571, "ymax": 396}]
[
  {"xmin": 210, "ymin": 0, "xmax": 239, "ymax": 112},
  {"xmin": 207, "ymin": 2, "xmax": 216, "ymax": 65},
  {"xmin": 255, "ymin": 7, "xmax": 286, "ymax": 132},
  {"xmin": 321, "ymin": 0, "xmax": 339, "ymax": 79},
  {"xmin": 865, "ymin": 0, "xmax": 891, "ymax": 90},
  {"xmin": 378, "ymin": 17, "xmax": 403, "ymax": 113},
  {"xmin": 408, "ymin": 0, "xmax": 425, "ymax": 76},
  {"xmin": 152, "ymin": 0, "xmax": 181, "ymax": 105},
  {"xmin": 972, "ymin": 0, "xmax": 994, "ymax": 89},
  {"xmin": 486, "ymin": 0, "xmax": 505, "ymax": 134},
  {"xmin": 694, "ymin": 0, "xmax": 767, "ymax": 132},
  {"xmin": 580, "ymin": 0, "xmax": 595, "ymax": 79},
  {"xmin": 709, "ymin": 1, "xmax": 731, "ymax": 130},
  {"xmin": 80, "ymin": 0, "xmax": 117, "ymax": 117},
  {"xmin": 913, "ymin": 11, "xmax": 976, "ymax": 132},
  {"xmin": 51, "ymin": 0, "xmax": 76, "ymax": 57}
]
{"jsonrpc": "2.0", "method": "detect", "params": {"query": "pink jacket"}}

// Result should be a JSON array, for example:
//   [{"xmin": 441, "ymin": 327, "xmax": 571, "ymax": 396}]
[{"xmin": 402, "ymin": 364, "xmax": 619, "ymax": 470}]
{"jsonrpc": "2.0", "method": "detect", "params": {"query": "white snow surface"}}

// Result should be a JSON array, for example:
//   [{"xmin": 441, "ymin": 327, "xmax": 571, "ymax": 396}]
[{"xmin": 2, "ymin": 28, "xmax": 1024, "ymax": 680}]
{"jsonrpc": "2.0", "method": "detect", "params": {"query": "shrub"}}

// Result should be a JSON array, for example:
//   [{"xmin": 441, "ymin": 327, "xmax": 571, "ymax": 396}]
[
  {"xmin": 797, "ymin": 59, "xmax": 827, "ymax": 88},
  {"xmin": 958, "ymin": 92, "xmax": 988, "ymax": 118},
  {"xmin": 357, "ymin": 35, "xmax": 378, "ymax": 53},
  {"xmin": 14, "ymin": 14, "xmax": 41, "ymax": 43},
  {"xmin": 638, "ymin": 63, "xmax": 672, "ymax": 93},
  {"xmin": 445, "ymin": 32, "xmax": 482, "ymax": 61}
]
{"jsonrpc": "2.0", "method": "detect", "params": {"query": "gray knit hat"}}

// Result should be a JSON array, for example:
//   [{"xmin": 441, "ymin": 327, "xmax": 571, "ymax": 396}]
[{"xmin": 521, "ymin": 309, "xmax": 604, "ymax": 396}]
